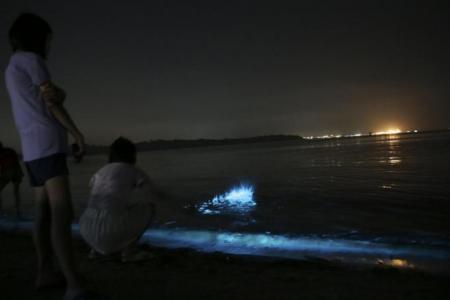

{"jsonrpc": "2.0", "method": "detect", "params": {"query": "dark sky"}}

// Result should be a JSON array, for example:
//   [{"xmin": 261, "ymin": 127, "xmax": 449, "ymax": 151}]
[{"xmin": 1, "ymin": 0, "xmax": 450, "ymax": 147}]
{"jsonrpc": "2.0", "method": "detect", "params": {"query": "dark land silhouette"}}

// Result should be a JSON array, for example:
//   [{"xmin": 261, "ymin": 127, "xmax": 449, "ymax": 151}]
[{"xmin": 85, "ymin": 134, "xmax": 303, "ymax": 154}]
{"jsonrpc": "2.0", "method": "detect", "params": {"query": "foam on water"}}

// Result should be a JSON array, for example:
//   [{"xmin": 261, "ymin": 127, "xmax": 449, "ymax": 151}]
[{"xmin": 197, "ymin": 184, "xmax": 255, "ymax": 215}]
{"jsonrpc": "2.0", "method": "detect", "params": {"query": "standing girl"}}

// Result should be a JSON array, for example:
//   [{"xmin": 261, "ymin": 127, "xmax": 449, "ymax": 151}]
[{"xmin": 5, "ymin": 13, "xmax": 89, "ymax": 300}]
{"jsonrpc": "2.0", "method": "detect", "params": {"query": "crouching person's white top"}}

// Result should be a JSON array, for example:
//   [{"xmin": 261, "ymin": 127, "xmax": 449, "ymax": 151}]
[{"xmin": 80, "ymin": 162, "xmax": 155, "ymax": 254}]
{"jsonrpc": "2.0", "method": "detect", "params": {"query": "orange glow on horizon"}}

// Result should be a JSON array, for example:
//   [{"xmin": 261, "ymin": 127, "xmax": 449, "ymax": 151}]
[{"xmin": 372, "ymin": 128, "xmax": 402, "ymax": 135}]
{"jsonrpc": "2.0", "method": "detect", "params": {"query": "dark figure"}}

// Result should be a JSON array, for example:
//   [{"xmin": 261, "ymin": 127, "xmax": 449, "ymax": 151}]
[
  {"xmin": 5, "ymin": 13, "xmax": 88, "ymax": 299},
  {"xmin": 0, "ymin": 142, "xmax": 24, "ymax": 217},
  {"xmin": 80, "ymin": 137, "xmax": 165, "ymax": 262}
]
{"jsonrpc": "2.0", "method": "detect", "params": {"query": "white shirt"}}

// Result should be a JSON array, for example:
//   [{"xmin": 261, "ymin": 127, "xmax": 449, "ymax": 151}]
[
  {"xmin": 87, "ymin": 162, "xmax": 153, "ymax": 212},
  {"xmin": 5, "ymin": 51, "xmax": 68, "ymax": 161}
]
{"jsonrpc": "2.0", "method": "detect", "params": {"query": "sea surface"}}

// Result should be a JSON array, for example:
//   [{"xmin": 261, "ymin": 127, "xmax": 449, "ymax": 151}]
[{"xmin": 2, "ymin": 131, "xmax": 450, "ymax": 271}]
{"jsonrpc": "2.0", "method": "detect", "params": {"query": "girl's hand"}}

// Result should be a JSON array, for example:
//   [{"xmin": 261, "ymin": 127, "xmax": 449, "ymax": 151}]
[
  {"xmin": 74, "ymin": 133, "xmax": 86, "ymax": 159},
  {"xmin": 40, "ymin": 83, "xmax": 66, "ymax": 106},
  {"xmin": 54, "ymin": 86, "xmax": 66, "ymax": 102}
]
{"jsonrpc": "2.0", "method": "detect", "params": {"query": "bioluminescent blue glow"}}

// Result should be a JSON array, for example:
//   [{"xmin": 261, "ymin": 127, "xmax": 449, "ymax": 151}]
[
  {"xmin": 1, "ymin": 217, "xmax": 449, "ymax": 273},
  {"xmin": 197, "ymin": 183, "xmax": 255, "ymax": 215},
  {"xmin": 141, "ymin": 229, "xmax": 450, "ymax": 259},
  {"xmin": 140, "ymin": 228, "xmax": 450, "ymax": 272}
]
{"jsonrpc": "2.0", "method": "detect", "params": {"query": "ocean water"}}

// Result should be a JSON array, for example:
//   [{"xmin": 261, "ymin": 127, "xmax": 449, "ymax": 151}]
[{"xmin": 2, "ymin": 131, "xmax": 450, "ymax": 271}]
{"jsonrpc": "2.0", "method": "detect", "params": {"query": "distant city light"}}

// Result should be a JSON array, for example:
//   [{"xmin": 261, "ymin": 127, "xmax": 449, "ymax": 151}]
[
  {"xmin": 372, "ymin": 128, "xmax": 402, "ymax": 135},
  {"xmin": 304, "ymin": 127, "xmax": 420, "ymax": 140},
  {"xmin": 348, "ymin": 133, "xmax": 362, "ymax": 137}
]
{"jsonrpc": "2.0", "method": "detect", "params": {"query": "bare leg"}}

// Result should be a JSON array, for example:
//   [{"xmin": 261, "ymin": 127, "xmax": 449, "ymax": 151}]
[
  {"xmin": 13, "ymin": 181, "xmax": 21, "ymax": 217},
  {"xmin": 0, "ymin": 181, "xmax": 7, "ymax": 214},
  {"xmin": 121, "ymin": 240, "xmax": 155, "ymax": 262},
  {"xmin": 121, "ymin": 239, "xmax": 140, "ymax": 256},
  {"xmin": 33, "ymin": 186, "xmax": 58, "ymax": 287},
  {"xmin": 44, "ymin": 175, "xmax": 83, "ymax": 292},
  {"xmin": 121, "ymin": 202, "xmax": 156, "ymax": 262}
]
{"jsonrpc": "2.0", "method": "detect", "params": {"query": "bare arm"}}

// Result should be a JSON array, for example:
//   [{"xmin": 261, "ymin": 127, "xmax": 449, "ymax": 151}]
[
  {"xmin": 136, "ymin": 170, "xmax": 170, "ymax": 201},
  {"xmin": 39, "ymin": 82, "xmax": 85, "ymax": 157},
  {"xmin": 40, "ymin": 81, "xmax": 66, "ymax": 106},
  {"xmin": 148, "ymin": 181, "xmax": 169, "ymax": 201}
]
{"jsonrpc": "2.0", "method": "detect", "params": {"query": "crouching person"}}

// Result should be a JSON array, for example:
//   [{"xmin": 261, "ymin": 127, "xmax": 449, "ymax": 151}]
[{"xmin": 80, "ymin": 137, "xmax": 164, "ymax": 262}]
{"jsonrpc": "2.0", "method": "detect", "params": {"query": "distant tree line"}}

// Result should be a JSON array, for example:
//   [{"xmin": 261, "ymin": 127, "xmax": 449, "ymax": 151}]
[{"xmin": 85, "ymin": 135, "xmax": 303, "ymax": 155}]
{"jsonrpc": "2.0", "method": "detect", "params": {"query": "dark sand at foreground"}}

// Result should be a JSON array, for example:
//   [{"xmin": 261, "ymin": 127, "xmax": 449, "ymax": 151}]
[{"xmin": 1, "ymin": 232, "xmax": 449, "ymax": 300}]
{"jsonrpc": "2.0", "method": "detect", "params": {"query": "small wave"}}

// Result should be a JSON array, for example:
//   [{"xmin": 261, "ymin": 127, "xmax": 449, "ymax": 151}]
[{"xmin": 2, "ymin": 217, "xmax": 449, "ymax": 273}]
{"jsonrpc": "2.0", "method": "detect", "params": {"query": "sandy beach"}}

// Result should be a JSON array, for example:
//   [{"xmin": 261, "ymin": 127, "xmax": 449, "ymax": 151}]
[{"xmin": 1, "ymin": 232, "xmax": 449, "ymax": 300}]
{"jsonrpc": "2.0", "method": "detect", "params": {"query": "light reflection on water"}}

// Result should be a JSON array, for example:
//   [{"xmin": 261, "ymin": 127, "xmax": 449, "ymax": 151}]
[
  {"xmin": 381, "ymin": 185, "xmax": 393, "ymax": 189},
  {"xmin": 378, "ymin": 137, "xmax": 402, "ymax": 165},
  {"xmin": 377, "ymin": 258, "xmax": 414, "ymax": 269},
  {"xmin": 388, "ymin": 158, "xmax": 401, "ymax": 165}
]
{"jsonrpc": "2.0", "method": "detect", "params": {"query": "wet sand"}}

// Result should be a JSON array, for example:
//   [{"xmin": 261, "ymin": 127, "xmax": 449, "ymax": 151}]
[{"xmin": 0, "ymin": 232, "xmax": 449, "ymax": 300}]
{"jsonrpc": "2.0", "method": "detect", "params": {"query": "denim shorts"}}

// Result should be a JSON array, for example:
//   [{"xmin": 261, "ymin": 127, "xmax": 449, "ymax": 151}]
[{"xmin": 25, "ymin": 153, "xmax": 69, "ymax": 187}]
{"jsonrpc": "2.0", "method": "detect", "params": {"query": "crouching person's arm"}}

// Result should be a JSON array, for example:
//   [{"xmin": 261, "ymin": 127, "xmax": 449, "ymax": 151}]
[
  {"xmin": 126, "ymin": 182, "xmax": 157, "ymax": 226},
  {"xmin": 126, "ymin": 171, "xmax": 168, "ymax": 219}
]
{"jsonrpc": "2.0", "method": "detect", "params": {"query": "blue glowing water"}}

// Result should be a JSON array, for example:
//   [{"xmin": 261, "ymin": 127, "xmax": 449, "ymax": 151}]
[
  {"xmin": 1, "ymin": 131, "xmax": 449, "ymax": 272},
  {"xmin": 1, "ymin": 217, "xmax": 449, "ymax": 272},
  {"xmin": 197, "ymin": 184, "xmax": 255, "ymax": 215}
]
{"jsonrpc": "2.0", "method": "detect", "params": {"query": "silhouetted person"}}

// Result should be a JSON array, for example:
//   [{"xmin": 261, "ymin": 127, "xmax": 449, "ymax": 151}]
[
  {"xmin": 80, "ymin": 137, "xmax": 166, "ymax": 262},
  {"xmin": 5, "ymin": 13, "xmax": 88, "ymax": 299},
  {"xmin": 0, "ymin": 142, "xmax": 23, "ymax": 217}
]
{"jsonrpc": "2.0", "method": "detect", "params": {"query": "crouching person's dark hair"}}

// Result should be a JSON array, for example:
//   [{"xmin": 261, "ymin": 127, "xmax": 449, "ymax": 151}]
[{"xmin": 108, "ymin": 137, "xmax": 136, "ymax": 165}]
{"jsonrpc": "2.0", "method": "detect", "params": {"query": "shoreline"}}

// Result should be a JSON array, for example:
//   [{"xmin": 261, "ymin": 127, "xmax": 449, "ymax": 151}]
[
  {"xmin": 2, "ymin": 216, "xmax": 450, "ymax": 275},
  {"xmin": 3, "ymin": 217, "xmax": 450, "ymax": 275},
  {"xmin": 1, "ymin": 231, "xmax": 450, "ymax": 299}
]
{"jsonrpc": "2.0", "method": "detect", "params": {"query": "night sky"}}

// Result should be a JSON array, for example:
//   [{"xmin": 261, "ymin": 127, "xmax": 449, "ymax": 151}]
[{"xmin": 1, "ymin": 0, "xmax": 449, "ymax": 148}]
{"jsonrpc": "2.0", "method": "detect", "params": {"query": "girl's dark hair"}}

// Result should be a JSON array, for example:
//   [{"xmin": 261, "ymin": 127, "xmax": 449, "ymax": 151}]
[
  {"xmin": 108, "ymin": 137, "xmax": 137, "ymax": 165},
  {"xmin": 9, "ymin": 13, "xmax": 52, "ymax": 59}
]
